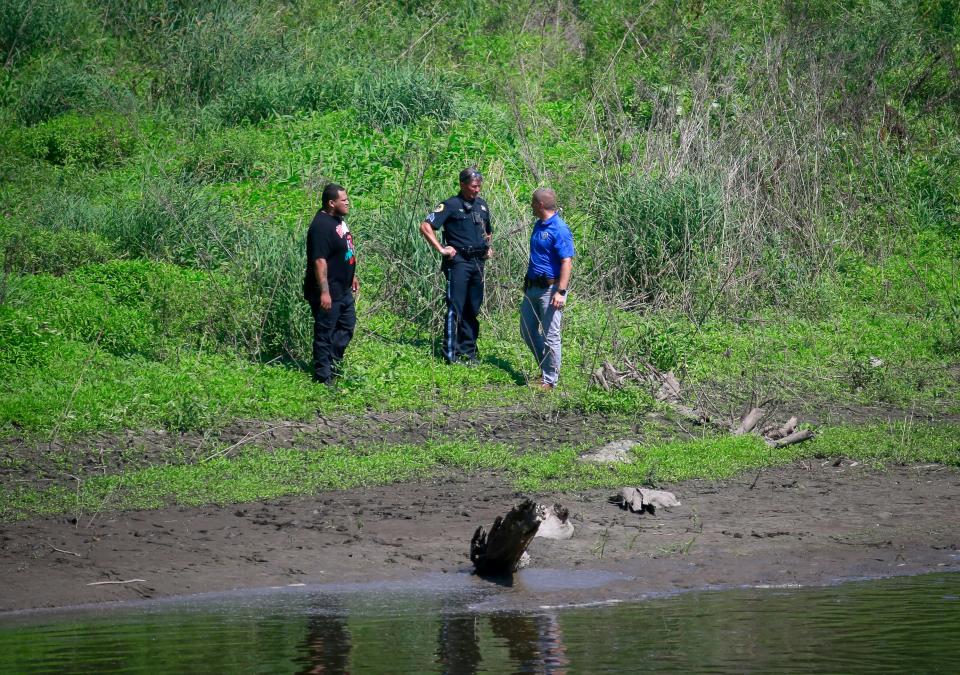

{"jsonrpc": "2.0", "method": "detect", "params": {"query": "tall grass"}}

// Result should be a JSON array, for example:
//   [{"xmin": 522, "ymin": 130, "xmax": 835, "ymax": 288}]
[
  {"xmin": 1, "ymin": 0, "xmax": 958, "ymax": 418},
  {"xmin": 13, "ymin": 59, "xmax": 131, "ymax": 125},
  {"xmin": 0, "ymin": 0, "xmax": 90, "ymax": 67}
]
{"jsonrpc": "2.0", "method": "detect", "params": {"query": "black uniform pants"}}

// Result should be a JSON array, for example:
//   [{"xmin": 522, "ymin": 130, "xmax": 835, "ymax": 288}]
[
  {"xmin": 442, "ymin": 257, "xmax": 484, "ymax": 362},
  {"xmin": 309, "ymin": 292, "xmax": 356, "ymax": 383}
]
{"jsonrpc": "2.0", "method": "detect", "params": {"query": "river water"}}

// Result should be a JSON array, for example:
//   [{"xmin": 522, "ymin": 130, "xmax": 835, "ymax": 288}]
[{"xmin": 1, "ymin": 572, "xmax": 958, "ymax": 673}]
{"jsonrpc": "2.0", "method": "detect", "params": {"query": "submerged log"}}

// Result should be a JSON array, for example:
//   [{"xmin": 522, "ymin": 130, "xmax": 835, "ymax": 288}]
[{"xmin": 470, "ymin": 500, "xmax": 544, "ymax": 576}]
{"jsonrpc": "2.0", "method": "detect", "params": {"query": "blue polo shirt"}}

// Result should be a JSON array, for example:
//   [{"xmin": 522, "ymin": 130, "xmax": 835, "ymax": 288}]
[{"xmin": 527, "ymin": 213, "xmax": 575, "ymax": 279}]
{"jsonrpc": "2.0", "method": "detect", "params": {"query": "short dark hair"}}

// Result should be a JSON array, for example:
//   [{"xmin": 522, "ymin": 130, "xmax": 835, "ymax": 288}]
[
  {"xmin": 532, "ymin": 187, "xmax": 557, "ymax": 210},
  {"xmin": 459, "ymin": 167, "xmax": 482, "ymax": 184},
  {"xmin": 322, "ymin": 183, "xmax": 345, "ymax": 207}
]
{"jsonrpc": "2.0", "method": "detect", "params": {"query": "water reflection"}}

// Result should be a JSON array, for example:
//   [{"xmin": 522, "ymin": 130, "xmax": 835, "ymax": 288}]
[
  {"xmin": 436, "ymin": 611, "xmax": 569, "ymax": 674},
  {"xmin": 296, "ymin": 607, "xmax": 351, "ymax": 674},
  {"xmin": 1, "ymin": 573, "xmax": 958, "ymax": 673},
  {"xmin": 436, "ymin": 614, "xmax": 481, "ymax": 674}
]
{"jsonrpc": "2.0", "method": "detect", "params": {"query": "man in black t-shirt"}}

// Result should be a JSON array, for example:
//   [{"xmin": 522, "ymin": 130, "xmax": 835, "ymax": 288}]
[
  {"xmin": 418, "ymin": 167, "xmax": 492, "ymax": 364},
  {"xmin": 303, "ymin": 183, "xmax": 359, "ymax": 384}
]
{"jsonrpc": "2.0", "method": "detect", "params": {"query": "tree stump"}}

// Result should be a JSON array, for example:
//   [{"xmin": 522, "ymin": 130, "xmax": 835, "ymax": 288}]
[{"xmin": 470, "ymin": 500, "xmax": 544, "ymax": 576}]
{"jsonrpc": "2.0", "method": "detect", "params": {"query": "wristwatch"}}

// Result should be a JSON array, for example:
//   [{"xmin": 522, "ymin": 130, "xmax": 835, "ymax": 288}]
[{"xmin": 557, "ymin": 289, "xmax": 568, "ymax": 296}]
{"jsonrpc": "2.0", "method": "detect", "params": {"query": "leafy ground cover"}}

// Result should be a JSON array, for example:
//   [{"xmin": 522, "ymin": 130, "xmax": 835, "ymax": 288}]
[
  {"xmin": 3, "ymin": 421, "xmax": 957, "ymax": 521},
  {"xmin": 1, "ymin": 1, "xmax": 958, "ymax": 519}
]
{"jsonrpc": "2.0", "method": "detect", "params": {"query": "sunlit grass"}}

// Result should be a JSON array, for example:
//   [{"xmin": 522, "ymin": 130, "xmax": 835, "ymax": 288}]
[{"xmin": 3, "ymin": 423, "xmax": 957, "ymax": 521}]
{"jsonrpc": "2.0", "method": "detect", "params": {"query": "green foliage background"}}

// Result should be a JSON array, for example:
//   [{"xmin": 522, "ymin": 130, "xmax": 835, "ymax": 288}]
[{"xmin": 1, "ymin": 0, "xmax": 958, "ymax": 439}]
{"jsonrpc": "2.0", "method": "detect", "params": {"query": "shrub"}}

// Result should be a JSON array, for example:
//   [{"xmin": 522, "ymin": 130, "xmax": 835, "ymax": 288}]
[
  {"xmin": 15, "ymin": 60, "xmax": 128, "ymax": 125},
  {"xmin": 20, "ymin": 112, "xmax": 137, "ymax": 167},
  {"xmin": 203, "ymin": 68, "xmax": 333, "ymax": 126},
  {"xmin": 152, "ymin": 3, "xmax": 292, "ymax": 105},
  {"xmin": 179, "ymin": 126, "xmax": 275, "ymax": 182},
  {"xmin": 2, "ymin": 223, "xmax": 117, "ymax": 276},
  {"xmin": 7, "ymin": 260, "xmax": 262, "ymax": 359},
  {"xmin": 0, "ymin": 0, "xmax": 88, "ymax": 66},
  {"xmin": 361, "ymin": 207, "xmax": 445, "ymax": 327},
  {"xmin": 0, "ymin": 305, "xmax": 58, "ymax": 367},
  {"xmin": 353, "ymin": 67, "xmax": 458, "ymax": 128},
  {"xmin": 592, "ymin": 173, "xmax": 723, "ymax": 302}
]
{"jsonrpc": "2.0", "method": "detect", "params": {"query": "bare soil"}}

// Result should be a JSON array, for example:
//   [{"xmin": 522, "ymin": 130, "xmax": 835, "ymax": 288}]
[{"xmin": 2, "ymin": 458, "xmax": 958, "ymax": 613}]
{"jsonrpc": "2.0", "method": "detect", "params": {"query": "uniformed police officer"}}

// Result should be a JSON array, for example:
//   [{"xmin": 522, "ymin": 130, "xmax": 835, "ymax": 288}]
[{"xmin": 418, "ymin": 167, "xmax": 492, "ymax": 364}]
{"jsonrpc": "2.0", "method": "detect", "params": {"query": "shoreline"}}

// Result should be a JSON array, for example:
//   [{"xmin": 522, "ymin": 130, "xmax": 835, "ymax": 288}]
[{"xmin": 2, "ymin": 461, "xmax": 958, "ymax": 614}]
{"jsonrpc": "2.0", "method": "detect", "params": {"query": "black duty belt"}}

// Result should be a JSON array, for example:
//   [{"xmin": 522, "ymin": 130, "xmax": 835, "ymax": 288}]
[
  {"xmin": 524, "ymin": 276, "xmax": 557, "ymax": 289},
  {"xmin": 458, "ymin": 246, "xmax": 488, "ymax": 260}
]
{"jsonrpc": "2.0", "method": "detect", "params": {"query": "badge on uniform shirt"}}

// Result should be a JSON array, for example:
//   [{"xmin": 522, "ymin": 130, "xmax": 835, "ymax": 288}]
[{"xmin": 434, "ymin": 204, "xmax": 444, "ymax": 212}]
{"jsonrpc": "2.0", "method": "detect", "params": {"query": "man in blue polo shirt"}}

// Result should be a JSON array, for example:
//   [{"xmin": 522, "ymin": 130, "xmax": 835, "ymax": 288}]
[{"xmin": 522, "ymin": 187, "xmax": 575, "ymax": 389}]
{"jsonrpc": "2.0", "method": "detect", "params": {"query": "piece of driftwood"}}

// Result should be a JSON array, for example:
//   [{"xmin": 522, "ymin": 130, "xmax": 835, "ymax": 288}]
[
  {"xmin": 732, "ymin": 407, "xmax": 813, "ymax": 448},
  {"xmin": 534, "ymin": 503, "xmax": 574, "ymax": 540},
  {"xmin": 609, "ymin": 487, "xmax": 681, "ymax": 515},
  {"xmin": 767, "ymin": 428, "xmax": 814, "ymax": 449},
  {"xmin": 470, "ymin": 499, "xmax": 545, "ymax": 575},
  {"xmin": 589, "ymin": 360, "xmax": 712, "ymax": 425},
  {"xmin": 591, "ymin": 359, "xmax": 816, "ymax": 449},
  {"xmin": 733, "ymin": 407, "xmax": 765, "ymax": 435}
]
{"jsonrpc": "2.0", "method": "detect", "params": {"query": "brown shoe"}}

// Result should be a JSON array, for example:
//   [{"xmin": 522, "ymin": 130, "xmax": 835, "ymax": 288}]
[{"xmin": 538, "ymin": 382, "xmax": 555, "ymax": 391}]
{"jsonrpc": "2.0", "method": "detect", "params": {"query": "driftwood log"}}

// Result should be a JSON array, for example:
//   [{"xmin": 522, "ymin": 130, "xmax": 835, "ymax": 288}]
[
  {"xmin": 609, "ymin": 487, "xmax": 681, "ymax": 515},
  {"xmin": 470, "ymin": 500, "xmax": 544, "ymax": 576},
  {"xmin": 590, "ymin": 359, "xmax": 815, "ymax": 448}
]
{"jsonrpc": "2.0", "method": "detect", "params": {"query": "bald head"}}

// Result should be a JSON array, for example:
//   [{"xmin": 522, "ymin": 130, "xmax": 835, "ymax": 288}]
[{"xmin": 532, "ymin": 188, "xmax": 557, "ymax": 211}]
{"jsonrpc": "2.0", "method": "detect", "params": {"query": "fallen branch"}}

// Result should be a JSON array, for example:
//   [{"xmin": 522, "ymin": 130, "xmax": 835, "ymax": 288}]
[
  {"xmin": 592, "ymin": 359, "xmax": 816, "ymax": 448},
  {"xmin": 50, "ymin": 545, "xmax": 81, "ymax": 557},
  {"xmin": 86, "ymin": 579, "xmax": 146, "ymax": 586},
  {"xmin": 733, "ymin": 407, "xmax": 765, "ymax": 435},
  {"xmin": 766, "ymin": 428, "xmax": 815, "ymax": 449}
]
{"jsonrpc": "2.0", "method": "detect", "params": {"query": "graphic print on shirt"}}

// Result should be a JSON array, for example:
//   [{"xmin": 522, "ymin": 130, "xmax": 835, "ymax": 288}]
[{"xmin": 336, "ymin": 222, "xmax": 356, "ymax": 265}]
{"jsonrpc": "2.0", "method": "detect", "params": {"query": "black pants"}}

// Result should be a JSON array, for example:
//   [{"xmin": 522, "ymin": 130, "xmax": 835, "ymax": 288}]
[
  {"xmin": 309, "ymin": 292, "xmax": 356, "ymax": 383},
  {"xmin": 442, "ymin": 257, "xmax": 484, "ymax": 362}
]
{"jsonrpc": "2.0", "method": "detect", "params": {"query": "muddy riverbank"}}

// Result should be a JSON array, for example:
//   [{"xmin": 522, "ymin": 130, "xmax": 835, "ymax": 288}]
[{"xmin": 2, "ymin": 459, "xmax": 958, "ymax": 612}]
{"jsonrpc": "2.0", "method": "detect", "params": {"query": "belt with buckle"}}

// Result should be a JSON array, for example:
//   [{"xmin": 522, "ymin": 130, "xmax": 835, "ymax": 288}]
[
  {"xmin": 524, "ymin": 276, "xmax": 557, "ymax": 290},
  {"xmin": 458, "ymin": 247, "xmax": 488, "ymax": 260}
]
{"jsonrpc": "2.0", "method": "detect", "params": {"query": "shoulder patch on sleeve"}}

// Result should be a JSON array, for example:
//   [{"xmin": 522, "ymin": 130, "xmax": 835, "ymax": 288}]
[{"xmin": 434, "ymin": 203, "xmax": 445, "ymax": 213}]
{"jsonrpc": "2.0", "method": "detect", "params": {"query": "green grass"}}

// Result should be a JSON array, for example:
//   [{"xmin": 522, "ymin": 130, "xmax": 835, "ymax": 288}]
[
  {"xmin": 3, "ymin": 422, "xmax": 957, "ymax": 521},
  {"xmin": 1, "ymin": 0, "xmax": 959, "ymax": 521}
]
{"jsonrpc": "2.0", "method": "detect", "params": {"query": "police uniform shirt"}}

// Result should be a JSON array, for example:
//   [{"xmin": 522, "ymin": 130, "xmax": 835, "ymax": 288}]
[{"xmin": 424, "ymin": 195, "xmax": 492, "ymax": 252}]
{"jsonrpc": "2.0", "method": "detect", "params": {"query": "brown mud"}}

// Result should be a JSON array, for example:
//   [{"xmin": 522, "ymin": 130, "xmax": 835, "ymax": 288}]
[{"xmin": 2, "ymin": 459, "xmax": 958, "ymax": 613}]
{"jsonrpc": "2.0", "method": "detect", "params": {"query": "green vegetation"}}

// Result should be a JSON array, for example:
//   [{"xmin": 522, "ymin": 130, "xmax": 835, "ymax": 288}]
[
  {"xmin": 2, "ymin": 1, "xmax": 958, "ymax": 518},
  {"xmin": 3, "ymin": 422, "xmax": 956, "ymax": 521}
]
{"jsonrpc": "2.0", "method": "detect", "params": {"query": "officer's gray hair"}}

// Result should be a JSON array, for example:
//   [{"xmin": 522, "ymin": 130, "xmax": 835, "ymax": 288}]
[
  {"xmin": 532, "ymin": 187, "xmax": 557, "ymax": 211},
  {"xmin": 459, "ymin": 167, "xmax": 483, "ymax": 184}
]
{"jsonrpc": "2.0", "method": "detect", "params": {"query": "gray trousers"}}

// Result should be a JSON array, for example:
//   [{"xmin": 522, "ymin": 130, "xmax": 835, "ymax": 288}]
[{"xmin": 520, "ymin": 286, "xmax": 563, "ymax": 385}]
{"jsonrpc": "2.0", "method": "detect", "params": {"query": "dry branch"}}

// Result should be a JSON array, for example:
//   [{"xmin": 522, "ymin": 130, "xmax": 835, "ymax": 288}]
[
  {"xmin": 766, "ymin": 428, "xmax": 814, "ymax": 449},
  {"xmin": 733, "ymin": 407, "xmax": 765, "ymax": 435},
  {"xmin": 593, "ymin": 359, "xmax": 816, "ymax": 448}
]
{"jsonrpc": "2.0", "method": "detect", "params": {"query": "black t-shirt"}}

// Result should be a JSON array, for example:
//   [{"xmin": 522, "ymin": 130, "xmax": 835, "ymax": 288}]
[
  {"xmin": 424, "ymin": 195, "xmax": 492, "ymax": 251},
  {"xmin": 304, "ymin": 211, "xmax": 356, "ymax": 302}
]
